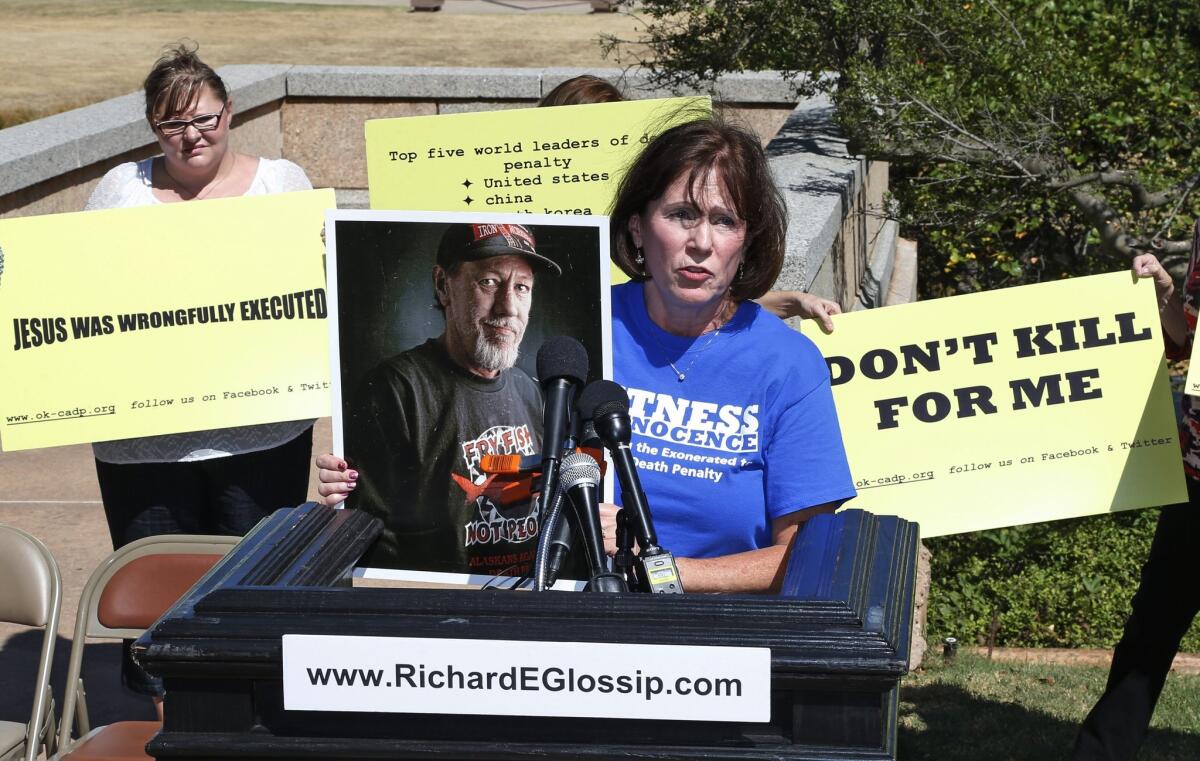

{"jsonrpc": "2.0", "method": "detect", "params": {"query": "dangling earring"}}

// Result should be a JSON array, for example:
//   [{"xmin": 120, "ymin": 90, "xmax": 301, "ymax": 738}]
[
  {"xmin": 634, "ymin": 247, "xmax": 645, "ymax": 267},
  {"xmin": 737, "ymin": 261, "xmax": 745, "ymax": 281}
]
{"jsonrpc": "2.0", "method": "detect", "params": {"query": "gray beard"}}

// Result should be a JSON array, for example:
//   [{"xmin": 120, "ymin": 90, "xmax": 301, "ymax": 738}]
[{"xmin": 470, "ymin": 331, "xmax": 521, "ymax": 373}]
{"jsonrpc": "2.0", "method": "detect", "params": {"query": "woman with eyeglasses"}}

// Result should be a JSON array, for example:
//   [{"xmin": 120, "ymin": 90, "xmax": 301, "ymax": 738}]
[{"xmin": 84, "ymin": 44, "xmax": 314, "ymax": 713}]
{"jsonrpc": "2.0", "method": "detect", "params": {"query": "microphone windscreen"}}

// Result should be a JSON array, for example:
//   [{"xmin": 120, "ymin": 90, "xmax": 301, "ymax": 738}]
[
  {"xmin": 577, "ymin": 379, "xmax": 630, "ymax": 422},
  {"xmin": 558, "ymin": 451, "xmax": 601, "ymax": 491},
  {"xmin": 536, "ymin": 336, "xmax": 589, "ymax": 385}
]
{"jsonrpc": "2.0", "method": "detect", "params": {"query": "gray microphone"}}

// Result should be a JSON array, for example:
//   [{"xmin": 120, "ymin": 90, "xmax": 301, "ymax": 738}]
[{"xmin": 556, "ymin": 452, "xmax": 626, "ymax": 593}]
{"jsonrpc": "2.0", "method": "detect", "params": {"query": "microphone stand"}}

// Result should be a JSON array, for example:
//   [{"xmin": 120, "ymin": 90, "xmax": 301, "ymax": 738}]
[
  {"xmin": 612, "ymin": 509, "xmax": 636, "ymax": 589},
  {"xmin": 576, "ymin": 379, "xmax": 685, "ymax": 595},
  {"xmin": 539, "ymin": 436, "xmax": 579, "ymax": 589}
]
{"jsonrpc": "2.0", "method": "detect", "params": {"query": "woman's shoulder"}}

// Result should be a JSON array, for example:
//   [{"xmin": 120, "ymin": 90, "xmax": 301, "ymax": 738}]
[
  {"xmin": 743, "ymin": 300, "xmax": 822, "ymax": 347},
  {"xmin": 85, "ymin": 159, "xmax": 153, "ymax": 210},
  {"xmin": 612, "ymin": 280, "xmax": 640, "ymax": 300},
  {"xmin": 255, "ymin": 158, "xmax": 313, "ymax": 193},
  {"xmin": 98, "ymin": 160, "xmax": 145, "ymax": 182},
  {"xmin": 738, "ymin": 301, "xmax": 830, "ymax": 373},
  {"xmin": 610, "ymin": 281, "xmax": 644, "ymax": 321}
]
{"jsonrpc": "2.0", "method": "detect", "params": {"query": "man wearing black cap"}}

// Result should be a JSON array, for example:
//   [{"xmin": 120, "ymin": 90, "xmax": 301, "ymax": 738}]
[{"xmin": 344, "ymin": 223, "xmax": 560, "ymax": 577}]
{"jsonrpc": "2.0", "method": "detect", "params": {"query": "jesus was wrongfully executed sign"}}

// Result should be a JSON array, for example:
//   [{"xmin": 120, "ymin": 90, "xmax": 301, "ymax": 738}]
[
  {"xmin": 803, "ymin": 271, "xmax": 1186, "ymax": 536},
  {"xmin": 0, "ymin": 189, "xmax": 335, "ymax": 451}
]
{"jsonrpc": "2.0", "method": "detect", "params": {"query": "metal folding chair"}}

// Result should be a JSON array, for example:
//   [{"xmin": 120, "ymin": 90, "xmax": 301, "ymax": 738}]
[
  {"xmin": 53, "ymin": 534, "xmax": 238, "ymax": 761},
  {"xmin": 0, "ymin": 524, "xmax": 62, "ymax": 761}
]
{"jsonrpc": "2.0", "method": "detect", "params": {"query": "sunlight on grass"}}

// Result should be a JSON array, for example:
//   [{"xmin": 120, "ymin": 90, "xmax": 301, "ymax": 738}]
[{"xmin": 900, "ymin": 653, "xmax": 1200, "ymax": 760}]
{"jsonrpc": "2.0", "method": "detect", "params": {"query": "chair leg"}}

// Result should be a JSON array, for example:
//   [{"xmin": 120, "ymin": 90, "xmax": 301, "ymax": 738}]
[
  {"xmin": 41, "ymin": 693, "xmax": 58, "ymax": 758},
  {"xmin": 74, "ymin": 679, "xmax": 91, "ymax": 739}
]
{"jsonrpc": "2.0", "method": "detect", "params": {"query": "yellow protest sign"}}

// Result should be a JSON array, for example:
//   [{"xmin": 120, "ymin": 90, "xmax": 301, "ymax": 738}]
[
  {"xmin": 365, "ymin": 97, "xmax": 709, "ymax": 231},
  {"xmin": 803, "ymin": 272, "xmax": 1185, "ymax": 536},
  {"xmin": 0, "ymin": 189, "xmax": 335, "ymax": 451}
]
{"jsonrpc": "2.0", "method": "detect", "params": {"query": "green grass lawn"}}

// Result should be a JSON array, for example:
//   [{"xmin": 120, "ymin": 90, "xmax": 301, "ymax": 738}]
[{"xmin": 899, "ymin": 653, "xmax": 1200, "ymax": 760}]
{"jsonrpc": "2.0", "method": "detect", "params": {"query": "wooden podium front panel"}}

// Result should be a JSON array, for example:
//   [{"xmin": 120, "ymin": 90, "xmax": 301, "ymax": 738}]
[{"xmin": 139, "ymin": 503, "xmax": 918, "ymax": 761}]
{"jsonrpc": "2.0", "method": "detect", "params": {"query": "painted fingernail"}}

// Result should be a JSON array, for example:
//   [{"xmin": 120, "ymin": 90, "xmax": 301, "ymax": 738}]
[
  {"xmin": 348, "ymin": 470, "xmax": 359, "ymax": 480},
  {"xmin": 337, "ymin": 461, "xmax": 347, "ymax": 471}
]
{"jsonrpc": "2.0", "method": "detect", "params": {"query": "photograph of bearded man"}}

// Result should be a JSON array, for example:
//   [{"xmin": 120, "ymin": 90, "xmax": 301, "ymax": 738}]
[{"xmin": 329, "ymin": 216, "xmax": 607, "ymax": 576}]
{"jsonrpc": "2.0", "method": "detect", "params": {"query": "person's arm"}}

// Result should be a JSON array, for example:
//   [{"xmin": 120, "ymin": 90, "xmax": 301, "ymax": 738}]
[
  {"xmin": 597, "ymin": 502, "xmax": 837, "ymax": 593},
  {"xmin": 673, "ymin": 504, "xmax": 838, "ymax": 593},
  {"xmin": 753, "ymin": 291, "xmax": 840, "ymax": 332},
  {"xmin": 1133, "ymin": 253, "xmax": 1189, "ymax": 349},
  {"xmin": 681, "ymin": 333, "xmax": 855, "ymax": 593}
]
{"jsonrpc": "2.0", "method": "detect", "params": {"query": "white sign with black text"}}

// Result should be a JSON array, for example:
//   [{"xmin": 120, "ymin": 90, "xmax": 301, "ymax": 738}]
[{"xmin": 282, "ymin": 634, "xmax": 771, "ymax": 722}]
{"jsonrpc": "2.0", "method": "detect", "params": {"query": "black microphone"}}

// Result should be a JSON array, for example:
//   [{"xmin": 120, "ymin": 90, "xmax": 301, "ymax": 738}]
[
  {"xmin": 535, "ymin": 337, "xmax": 589, "ymax": 585},
  {"xmin": 578, "ymin": 380, "xmax": 660, "ymax": 553},
  {"xmin": 536, "ymin": 336, "xmax": 589, "ymax": 470},
  {"xmin": 578, "ymin": 380, "xmax": 683, "ymax": 594},
  {"xmin": 556, "ymin": 451, "xmax": 626, "ymax": 593}
]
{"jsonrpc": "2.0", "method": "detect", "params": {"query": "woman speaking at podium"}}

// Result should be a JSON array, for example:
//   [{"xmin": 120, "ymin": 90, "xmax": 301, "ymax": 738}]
[
  {"xmin": 318, "ymin": 115, "xmax": 856, "ymax": 593},
  {"xmin": 597, "ymin": 116, "xmax": 856, "ymax": 593}
]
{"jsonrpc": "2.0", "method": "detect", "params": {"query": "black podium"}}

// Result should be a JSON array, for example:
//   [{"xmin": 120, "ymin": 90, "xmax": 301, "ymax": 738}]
[{"xmin": 138, "ymin": 502, "xmax": 918, "ymax": 760}]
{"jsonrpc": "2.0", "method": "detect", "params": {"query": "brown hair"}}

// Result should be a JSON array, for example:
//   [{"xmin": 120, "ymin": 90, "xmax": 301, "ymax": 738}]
[
  {"xmin": 143, "ymin": 43, "xmax": 228, "ymax": 125},
  {"xmin": 538, "ymin": 75, "xmax": 625, "ymax": 108},
  {"xmin": 609, "ymin": 117, "xmax": 786, "ymax": 302}
]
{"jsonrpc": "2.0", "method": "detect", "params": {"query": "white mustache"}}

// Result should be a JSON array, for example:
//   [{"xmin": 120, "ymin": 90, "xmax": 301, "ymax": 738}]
[{"xmin": 481, "ymin": 318, "xmax": 523, "ymax": 337}]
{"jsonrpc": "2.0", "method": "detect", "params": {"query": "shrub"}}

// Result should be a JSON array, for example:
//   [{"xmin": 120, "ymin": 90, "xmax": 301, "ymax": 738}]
[{"xmin": 926, "ymin": 509, "xmax": 1200, "ymax": 651}]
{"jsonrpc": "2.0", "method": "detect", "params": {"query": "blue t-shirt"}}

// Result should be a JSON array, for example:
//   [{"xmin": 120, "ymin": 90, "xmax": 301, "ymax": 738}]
[{"xmin": 611, "ymin": 282, "xmax": 857, "ymax": 559}]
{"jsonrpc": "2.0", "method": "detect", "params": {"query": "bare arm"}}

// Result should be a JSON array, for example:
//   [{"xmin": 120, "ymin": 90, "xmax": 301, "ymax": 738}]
[
  {"xmin": 753, "ymin": 291, "xmax": 840, "ymax": 333},
  {"xmin": 1132, "ymin": 253, "xmax": 1188, "ymax": 347},
  {"xmin": 674, "ymin": 504, "xmax": 838, "ymax": 593},
  {"xmin": 600, "ymin": 502, "xmax": 838, "ymax": 594}
]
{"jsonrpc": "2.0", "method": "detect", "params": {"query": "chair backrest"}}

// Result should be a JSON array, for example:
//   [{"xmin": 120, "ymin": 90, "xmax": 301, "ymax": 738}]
[
  {"xmin": 0, "ymin": 524, "xmax": 62, "ymax": 761},
  {"xmin": 57, "ymin": 534, "xmax": 239, "ymax": 752}
]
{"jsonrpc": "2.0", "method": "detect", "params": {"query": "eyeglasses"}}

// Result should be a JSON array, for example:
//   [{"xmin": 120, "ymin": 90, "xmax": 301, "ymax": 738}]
[{"xmin": 155, "ymin": 106, "xmax": 225, "ymax": 136}]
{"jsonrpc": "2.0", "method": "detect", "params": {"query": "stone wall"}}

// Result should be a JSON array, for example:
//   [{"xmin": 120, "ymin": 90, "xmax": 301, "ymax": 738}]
[
  {"xmin": 763, "ymin": 94, "xmax": 905, "ymax": 311},
  {"xmin": 0, "ymin": 65, "xmax": 909, "ymax": 307}
]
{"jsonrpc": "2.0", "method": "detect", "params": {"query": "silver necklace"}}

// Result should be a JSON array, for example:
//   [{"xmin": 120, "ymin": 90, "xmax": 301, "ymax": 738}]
[{"xmin": 653, "ymin": 325, "xmax": 722, "ymax": 382}]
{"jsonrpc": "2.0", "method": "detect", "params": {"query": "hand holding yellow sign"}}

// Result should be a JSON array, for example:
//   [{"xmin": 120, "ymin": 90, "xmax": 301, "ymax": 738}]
[
  {"xmin": 0, "ymin": 189, "xmax": 335, "ymax": 451},
  {"xmin": 803, "ymin": 272, "xmax": 1185, "ymax": 536}
]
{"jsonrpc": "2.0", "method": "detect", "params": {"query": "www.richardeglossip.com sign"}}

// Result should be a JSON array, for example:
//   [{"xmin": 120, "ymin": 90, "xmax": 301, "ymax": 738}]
[{"xmin": 282, "ymin": 634, "xmax": 770, "ymax": 722}]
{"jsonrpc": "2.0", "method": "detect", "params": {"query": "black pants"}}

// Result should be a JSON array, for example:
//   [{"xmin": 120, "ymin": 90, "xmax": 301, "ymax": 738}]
[
  {"xmin": 96, "ymin": 427, "xmax": 314, "ymax": 546},
  {"xmin": 1073, "ymin": 478, "xmax": 1200, "ymax": 760},
  {"xmin": 95, "ymin": 427, "xmax": 314, "ymax": 695}
]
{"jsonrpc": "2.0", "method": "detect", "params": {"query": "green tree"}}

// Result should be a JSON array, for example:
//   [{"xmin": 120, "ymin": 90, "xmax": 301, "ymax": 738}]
[{"xmin": 605, "ymin": 0, "xmax": 1200, "ymax": 295}]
